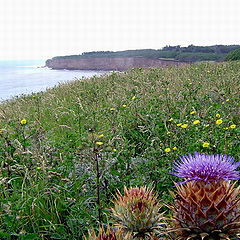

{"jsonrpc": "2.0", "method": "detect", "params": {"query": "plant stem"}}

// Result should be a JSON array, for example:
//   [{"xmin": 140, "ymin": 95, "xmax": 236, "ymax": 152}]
[{"xmin": 94, "ymin": 148, "xmax": 102, "ymax": 224}]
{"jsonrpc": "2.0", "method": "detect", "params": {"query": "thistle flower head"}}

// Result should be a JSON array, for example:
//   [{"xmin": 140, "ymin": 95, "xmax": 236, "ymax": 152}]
[
  {"xmin": 172, "ymin": 152, "xmax": 240, "ymax": 183},
  {"xmin": 112, "ymin": 186, "xmax": 164, "ymax": 239},
  {"xmin": 115, "ymin": 186, "xmax": 157, "ymax": 211}
]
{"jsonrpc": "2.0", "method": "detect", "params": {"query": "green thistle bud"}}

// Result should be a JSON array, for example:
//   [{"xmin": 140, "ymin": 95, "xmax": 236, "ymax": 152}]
[{"xmin": 111, "ymin": 186, "xmax": 165, "ymax": 239}]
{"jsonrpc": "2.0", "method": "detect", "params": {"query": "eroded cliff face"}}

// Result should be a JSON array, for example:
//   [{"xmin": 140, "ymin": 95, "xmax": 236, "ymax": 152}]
[{"xmin": 45, "ymin": 57, "xmax": 184, "ymax": 71}]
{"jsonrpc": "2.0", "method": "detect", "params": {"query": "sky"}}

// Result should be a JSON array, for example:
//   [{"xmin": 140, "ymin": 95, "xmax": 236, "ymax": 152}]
[{"xmin": 0, "ymin": 0, "xmax": 239, "ymax": 60}]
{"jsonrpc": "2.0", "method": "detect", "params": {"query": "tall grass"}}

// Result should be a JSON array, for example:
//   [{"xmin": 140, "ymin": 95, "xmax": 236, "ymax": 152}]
[{"xmin": 0, "ymin": 62, "xmax": 239, "ymax": 239}]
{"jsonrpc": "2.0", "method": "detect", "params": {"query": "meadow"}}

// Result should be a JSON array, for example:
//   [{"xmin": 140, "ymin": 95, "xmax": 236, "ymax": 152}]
[{"xmin": 0, "ymin": 61, "xmax": 239, "ymax": 239}]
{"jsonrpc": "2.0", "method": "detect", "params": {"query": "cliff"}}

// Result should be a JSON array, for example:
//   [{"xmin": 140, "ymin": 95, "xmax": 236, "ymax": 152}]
[{"xmin": 45, "ymin": 57, "xmax": 185, "ymax": 71}]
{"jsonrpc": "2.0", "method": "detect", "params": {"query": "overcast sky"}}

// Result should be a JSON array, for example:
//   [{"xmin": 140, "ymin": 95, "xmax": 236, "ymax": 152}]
[{"xmin": 0, "ymin": 0, "xmax": 239, "ymax": 60}]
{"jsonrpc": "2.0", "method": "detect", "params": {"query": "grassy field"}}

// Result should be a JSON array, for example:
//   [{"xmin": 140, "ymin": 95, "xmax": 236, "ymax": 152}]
[{"xmin": 0, "ymin": 62, "xmax": 239, "ymax": 239}]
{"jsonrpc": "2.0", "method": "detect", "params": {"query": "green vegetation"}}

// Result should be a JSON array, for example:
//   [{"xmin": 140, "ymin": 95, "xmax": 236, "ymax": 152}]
[
  {"xmin": 0, "ymin": 62, "xmax": 239, "ymax": 239},
  {"xmin": 51, "ymin": 44, "xmax": 240, "ymax": 62},
  {"xmin": 225, "ymin": 48, "xmax": 240, "ymax": 61}
]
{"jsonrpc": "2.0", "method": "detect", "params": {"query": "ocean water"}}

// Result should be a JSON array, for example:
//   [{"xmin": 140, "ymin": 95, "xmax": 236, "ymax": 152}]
[{"xmin": 0, "ymin": 60, "xmax": 106, "ymax": 102}]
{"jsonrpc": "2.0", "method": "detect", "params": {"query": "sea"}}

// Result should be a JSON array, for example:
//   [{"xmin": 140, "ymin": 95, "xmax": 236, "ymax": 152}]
[{"xmin": 0, "ymin": 60, "xmax": 107, "ymax": 102}]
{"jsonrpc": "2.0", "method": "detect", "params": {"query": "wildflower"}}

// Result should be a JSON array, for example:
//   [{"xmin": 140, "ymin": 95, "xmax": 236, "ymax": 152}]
[
  {"xmin": 216, "ymin": 114, "xmax": 221, "ymax": 118},
  {"xmin": 166, "ymin": 88, "xmax": 169, "ymax": 91},
  {"xmin": 96, "ymin": 142, "xmax": 104, "ymax": 146},
  {"xmin": 216, "ymin": 119, "xmax": 223, "ymax": 125},
  {"xmin": 177, "ymin": 123, "xmax": 182, "ymax": 127},
  {"xmin": 230, "ymin": 124, "xmax": 236, "ymax": 129},
  {"xmin": 173, "ymin": 146, "xmax": 178, "ymax": 151},
  {"xmin": 0, "ymin": 129, "xmax": 4, "ymax": 133},
  {"xmin": 188, "ymin": 82, "xmax": 192, "ymax": 85},
  {"xmin": 131, "ymin": 96, "xmax": 136, "ymax": 100},
  {"xmin": 165, "ymin": 148, "xmax": 171, "ymax": 153},
  {"xmin": 224, "ymin": 127, "xmax": 229, "ymax": 130},
  {"xmin": 98, "ymin": 134, "xmax": 104, "ymax": 138},
  {"xmin": 226, "ymin": 98, "xmax": 230, "ymax": 102},
  {"xmin": 168, "ymin": 118, "xmax": 174, "ymax": 121},
  {"xmin": 193, "ymin": 120, "xmax": 200, "ymax": 125},
  {"xmin": 112, "ymin": 148, "xmax": 117, "ymax": 152},
  {"xmin": 110, "ymin": 108, "xmax": 116, "ymax": 111},
  {"xmin": 171, "ymin": 152, "xmax": 240, "ymax": 182},
  {"xmin": 204, "ymin": 124, "xmax": 209, "ymax": 127},
  {"xmin": 20, "ymin": 119, "xmax": 27, "ymax": 125},
  {"xmin": 190, "ymin": 111, "xmax": 196, "ymax": 115},
  {"xmin": 181, "ymin": 124, "xmax": 188, "ymax": 128},
  {"xmin": 122, "ymin": 104, "xmax": 127, "ymax": 108},
  {"xmin": 170, "ymin": 153, "xmax": 240, "ymax": 240},
  {"xmin": 202, "ymin": 142, "xmax": 210, "ymax": 148}
]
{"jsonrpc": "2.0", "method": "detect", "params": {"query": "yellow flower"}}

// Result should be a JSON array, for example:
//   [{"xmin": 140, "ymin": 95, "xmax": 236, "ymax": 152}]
[
  {"xmin": 122, "ymin": 104, "xmax": 127, "ymax": 108},
  {"xmin": 226, "ymin": 99, "xmax": 230, "ymax": 102},
  {"xmin": 230, "ymin": 124, "xmax": 236, "ymax": 129},
  {"xmin": 188, "ymin": 82, "xmax": 192, "ymax": 85},
  {"xmin": 204, "ymin": 124, "xmax": 209, "ymax": 127},
  {"xmin": 216, "ymin": 119, "xmax": 223, "ymax": 125},
  {"xmin": 190, "ymin": 111, "xmax": 196, "ymax": 115},
  {"xmin": 98, "ymin": 134, "xmax": 104, "ymax": 138},
  {"xmin": 112, "ymin": 148, "xmax": 117, "ymax": 152},
  {"xmin": 168, "ymin": 118, "xmax": 174, "ymax": 122},
  {"xmin": 96, "ymin": 142, "xmax": 104, "ymax": 146},
  {"xmin": 177, "ymin": 123, "xmax": 182, "ymax": 127},
  {"xmin": 131, "ymin": 96, "xmax": 136, "ymax": 100},
  {"xmin": 216, "ymin": 114, "xmax": 221, "ymax": 118},
  {"xmin": 202, "ymin": 142, "xmax": 210, "ymax": 148},
  {"xmin": 164, "ymin": 148, "xmax": 171, "ymax": 153},
  {"xmin": 0, "ymin": 129, "xmax": 4, "ymax": 133},
  {"xmin": 172, "ymin": 146, "xmax": 177, "ymax": 151},
  {"xmin": 181, "ymin": 124, "xmax": 188, "ymax": 128},
  {"xmin": 224, "ymin": 127, "xmax": 229, "ymax": 130},
  {"xmin": 193, "ymin": 120, "xmax": 200, "ymax": 125},
  {"xmin": 110, "ymin": 108, "xmax": 116, "ymax": 111},
  {"xmin": 20, "ymin": 119, "xmax": 27, "ymax": 125}
]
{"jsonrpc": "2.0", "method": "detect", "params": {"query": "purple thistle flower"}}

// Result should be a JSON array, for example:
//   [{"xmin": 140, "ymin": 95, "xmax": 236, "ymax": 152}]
[{"xmin": 171, "ymin": 152, "xmax": 240, "ymax": 183}]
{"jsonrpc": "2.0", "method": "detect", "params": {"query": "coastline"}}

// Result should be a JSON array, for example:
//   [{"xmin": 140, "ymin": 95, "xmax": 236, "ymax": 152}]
[
  {"xmin": 45, "ymin": 56, "xmax": 186, "ymax": 71},
  {"xmin": 0, "ymin": 63, "xmax": 107, "ymax": 102}
]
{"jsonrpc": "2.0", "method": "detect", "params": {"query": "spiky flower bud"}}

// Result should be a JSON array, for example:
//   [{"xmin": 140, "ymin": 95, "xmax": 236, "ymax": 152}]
[
  {"xmin": 111, "ymin": 186, "xmax": 164, "ymax": 239},
  {"xmin": 168, "ymin": 153, "xmax": 240, "ymax": 240},
  {"xmin": 84, "ymin": 226, "xmax": 123, "ymax": 240}
]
